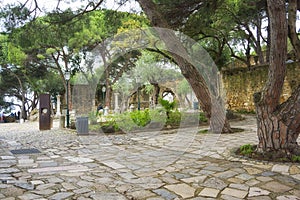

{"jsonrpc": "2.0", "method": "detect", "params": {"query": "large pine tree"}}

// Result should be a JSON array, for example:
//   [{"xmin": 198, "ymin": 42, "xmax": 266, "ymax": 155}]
[{"xmin": 255, "ymin": 0, "xmax": 300, "ymax": 154}]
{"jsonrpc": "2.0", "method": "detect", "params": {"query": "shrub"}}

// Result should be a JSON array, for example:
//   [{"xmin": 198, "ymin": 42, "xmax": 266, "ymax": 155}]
[
  {"xmin": 113, "ymin": 112, "xmax": 136, "ymax": 132},
  {"xmin": 291, "ymin": 155, "xmax": 300, "ymax": 162},
  {"xmin": 114, "ymin": 109, "xmax": 152, "ymax": 132},
  {"xmin": 158, "ymin": 98, "xmax": 177, "ymax": 112},
  {"xmin": 239, "ymin": 144, "xmax": 254, "ymax": 155},
  {"xmin": 130, "ymin": 109, "xmax": 151, "ymax": 127},
  {"xmin": 149, "ymin": 108, "xmax": 167, "ymax": 124},
  {"xmin": 102, "ymin": 117, "xmax": 119, "ymax": 130},
  {"xmin": 166, "ymin": 110, "xmax": 182, "ymax": 126},
  {"xmin": 199, "ymin": 112, "xmax": 208, "ymax": 122}
]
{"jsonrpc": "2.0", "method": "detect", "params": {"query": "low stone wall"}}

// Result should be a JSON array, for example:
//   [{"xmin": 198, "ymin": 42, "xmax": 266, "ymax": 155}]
[{"xmin": 222, "ymin": 62, "xmax": 300, "ymax": 112}]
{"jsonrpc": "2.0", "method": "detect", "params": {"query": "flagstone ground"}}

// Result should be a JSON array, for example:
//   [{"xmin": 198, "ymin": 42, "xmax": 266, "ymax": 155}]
[{"xmin": 0, "ymin": 115, "xmax": 299, "ymax": 199}]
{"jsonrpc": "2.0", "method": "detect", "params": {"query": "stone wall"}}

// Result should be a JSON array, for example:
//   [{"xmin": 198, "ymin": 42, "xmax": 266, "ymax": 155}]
[
  {"xmin": 222, "ymin": 62, "xmax": 300, "ymax": 112},
  {"xmin": 72, "ymin": 84, "xmax": 95, "ymax": 116}
]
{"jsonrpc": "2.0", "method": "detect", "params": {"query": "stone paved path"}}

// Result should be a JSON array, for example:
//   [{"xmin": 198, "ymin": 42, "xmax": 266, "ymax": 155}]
[{"xmin": 0, "ymin": 116, "xmax": 299, "ymax": 199}]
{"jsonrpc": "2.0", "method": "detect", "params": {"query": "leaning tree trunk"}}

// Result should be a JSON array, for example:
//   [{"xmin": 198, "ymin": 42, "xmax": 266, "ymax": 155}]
[
  {"xmin": 138, "ymin": 0, "xmax": 232, "ymax": 133},
  {"xmin": 255, "ymin": 0, "xmax": 300, "ymax": 154}
]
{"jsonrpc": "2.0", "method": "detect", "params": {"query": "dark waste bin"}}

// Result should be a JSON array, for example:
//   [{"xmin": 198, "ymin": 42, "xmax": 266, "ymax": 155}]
[{"xmin": 76, "ymin": 116, "xmax": 89, "ymax": 135}]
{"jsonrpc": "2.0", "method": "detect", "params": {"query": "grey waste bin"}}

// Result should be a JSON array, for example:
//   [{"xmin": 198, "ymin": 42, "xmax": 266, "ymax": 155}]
[
  {"xmin": 193, "ymin": 101, "xmax": 199, "ymax": 110},
  {"xmin": 76, "ymin": 117, "xmax": 89, "ymax": 135}
]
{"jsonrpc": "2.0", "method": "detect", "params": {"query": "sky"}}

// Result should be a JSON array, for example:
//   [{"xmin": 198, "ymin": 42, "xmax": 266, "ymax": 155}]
[
  {"xmin": 0, "ymin": 0, "xmax": 141, "ymax": 15},
  {"xmin": 0, "ymin": 0, "xmax": 141, "ymax": 31}
]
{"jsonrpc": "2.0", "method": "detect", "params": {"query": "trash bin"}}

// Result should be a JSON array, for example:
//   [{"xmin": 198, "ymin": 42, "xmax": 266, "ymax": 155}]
[
  {"xmin": 193, "ymin": 101, "xmax": 199, "ymax": 110},
  {"xmin": 76, "ymin": 117, "xmax": 89, "ymax": 135}
]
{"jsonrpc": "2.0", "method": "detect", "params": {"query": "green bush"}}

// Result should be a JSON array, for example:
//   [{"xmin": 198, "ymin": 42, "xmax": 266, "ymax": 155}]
[
  {"xmin": 114, "ymin": 112, "xmax": 137, "ymax": 132},
  {"xmin": 101, "ymin": 117, "xmax": 120, "ymax": 131},
  {"xmin": 239, "ymin": 144, "xmax": 254, "ymax": 155},
  {"xmin": 166, "ymin": 110, "xmax": 182, "ymax": 126},
  {"xmin": 130, "ymin": 109, "xmax": 151, "ymax": 127},
  {"xmin": 96, "ymin": 108, "xmax": 208, "ymax": 132},
  {"xmin": 113, "ymin": 109, "xmax": 153, "ymax": 131},
  {"xmin": 158, "ymin": 98, "xmax": 177, "ymax": 112},
  {"xmin": 199, "ymin": 112, "xmax": 208, "ymax": 122},
  {"xmin": 291, "ymin": 155, "xmax": 300, "ymax": 162},
  {"xmin": 149, "ymin": 108, "xmax": 167, "ymax": 123}
]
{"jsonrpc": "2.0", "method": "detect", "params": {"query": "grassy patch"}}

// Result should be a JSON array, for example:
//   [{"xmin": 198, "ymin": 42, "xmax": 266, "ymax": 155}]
[
  {"xmin": 239, "ymin": 144, "xmax": 255, "ymax": 156},
  {"xmin": 198, "ymin": 127, "xmax": 244, "ymax": 134},
  {"xmin": 292, "ymin": 155, "xmax": 300, "ymax": 162},
  {"xmin": 235, "ymin": 144, "xmax": 300, "ymax": 163},
  {"xmin": 198, "ymin": 129, "xmax": 209, "ymax": 134}
]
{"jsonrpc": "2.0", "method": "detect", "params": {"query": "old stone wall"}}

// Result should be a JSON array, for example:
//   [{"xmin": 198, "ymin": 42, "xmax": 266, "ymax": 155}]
[{"xmin": 222, "ymin": 62, "xmax": 300, "ymax": 112}]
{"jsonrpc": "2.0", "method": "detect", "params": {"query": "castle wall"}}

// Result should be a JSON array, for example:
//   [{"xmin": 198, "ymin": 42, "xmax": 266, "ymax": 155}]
[{"xmin": 222, "ymin": 62, "xmax": 300, "ymax": 112}]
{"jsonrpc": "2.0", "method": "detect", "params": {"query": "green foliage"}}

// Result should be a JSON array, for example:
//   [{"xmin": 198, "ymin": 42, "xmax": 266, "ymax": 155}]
[
  {"xmin": 113, "ymin": 110, "xmax": 147, "ymax": 132},
  {"xmin": 101, "ymin": 118, "xmax": 120, "ymax": 131},
  {"xmin": 177, "ymin": 79, "xmax": 192, "ymax": 96},
  {"xmin": 94, "ymin": 109, "xmax": 208, "ymax": 132},
  {"xmin": 0, "ymin": 3, "xmax": 32, "ymax": 31},
  {"xmin": 166, "ymin": 110, "xmax": 182, "ymax": 125},
  {"xmin": 28, "ymin": 70, "xmax": 64, "ymax": 95},
  {"xmin": 6, "ymin": 43, "xmax": 26, "ymax": 65},
  {"xmin": 143, "ymin": 84, "xmax": 154, "ymax": 94},
  {"xmin": 198, "ymin": 129, "xmax": 209, "ymax": 134},
  {"xmin": 1, "ymin": 8, "xmax": 149, "ymax": 115},
  {"xmin": 130, "ymin": 109, "xmax": 151, "ymax": 127},
  {"xmin": 149, "ymin": 108, "xmax": 167, "ymax": 123},
  {"xmin": 101, "ymin": 108, "xmax": 167, "ymax": 132},
  {"xmin": 199, "ymin": 112, "xmax": 208, "ymax": 123},
  {"xmin": 291, "ymin": 155, "xmax": 300, "ymax": 162},
  {"xmin": 134, "ymin": 51, "xmax": 182, "ymax": 83},
  {"xmin": 239, "ymin": 144, "xmax": 255, "ymax": 155},
  {"xmin": 158, "ymin": 98, "xmax": 177, "ymax": 113}
]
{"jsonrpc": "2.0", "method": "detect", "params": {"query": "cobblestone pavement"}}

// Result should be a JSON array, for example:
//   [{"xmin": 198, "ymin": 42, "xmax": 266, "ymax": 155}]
[{"xmin": 0, "ymin": 116, "xmax": 299, "ymax": 200}]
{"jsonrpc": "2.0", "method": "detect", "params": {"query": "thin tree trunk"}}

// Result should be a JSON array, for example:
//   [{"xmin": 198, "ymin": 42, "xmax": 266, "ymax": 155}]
[
  {"xmin": 151, "ymin": 83, "xmax": 160, "ymax": 105},
  {"xmin": 255, "ymin": 0, "xmax": 300, "ymax": 154},
  {"xmin": 184, "ymin": 95, "xmax": 192, "ymax": 108},
  {"xmin": 99, "ymin": 44, "xmax": 111, "ymax": 108},
  {"xmin": 11, "ymin": 72, "xmax": 26, "ymax": 120},
  {"xmin": 256, "ymin": 15, "xmax": 264, "ymax": 64},
  {"xmin": 138, "ymin": 0, "xmax": 232, "ymax": 133},
  {"xmin": 288, "ymin": 0, "xmax": 300, "ymax": 60},
  {"xmin": 266, "ymin": 15, "xmax": 271, "ymax": 63}
]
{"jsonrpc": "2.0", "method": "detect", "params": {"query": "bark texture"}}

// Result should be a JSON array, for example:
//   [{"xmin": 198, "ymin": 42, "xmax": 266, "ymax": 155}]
[
  {"xmin": 255, "ymin": 0, "xmax": 300, "ymax": 154},
  {"xmin": 138, "ymin": 0, "xmax": 232, "ymax": 133}
]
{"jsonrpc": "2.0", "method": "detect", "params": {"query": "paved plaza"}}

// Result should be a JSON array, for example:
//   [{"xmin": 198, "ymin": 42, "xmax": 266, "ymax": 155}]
[{"xmin": 0, "ymin": 116, "xmax": 299, "ymax": 200}]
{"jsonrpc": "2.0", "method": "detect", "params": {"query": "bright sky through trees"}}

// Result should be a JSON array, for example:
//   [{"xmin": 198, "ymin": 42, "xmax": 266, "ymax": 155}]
[{"xmin": 0, "ymin": 0, "xmax": 141, "ymax": 14}]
